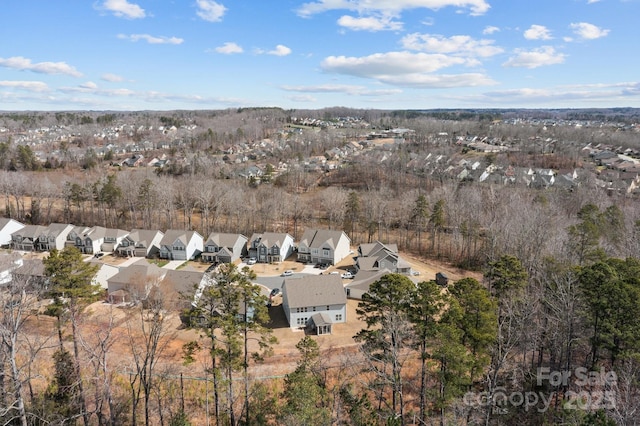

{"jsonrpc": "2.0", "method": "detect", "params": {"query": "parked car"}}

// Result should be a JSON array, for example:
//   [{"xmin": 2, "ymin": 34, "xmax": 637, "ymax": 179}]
[
  {"xmin": 270, "ymin": 288, "xmax": 281, "ymax": 297},
  {"xmin": 281, "ymin": 270, "xmax": 294, "ymax": 277},
  {"xmin": 94, "ymin": 252, "xmax": 105, "ymax": 258},
  {"xmin": 247, "ymin": 257, "xmax": 257, "ymax": 265},
  {"xmin": 341, "ymin": 271, "xmax": 354, "ymax": 279}
]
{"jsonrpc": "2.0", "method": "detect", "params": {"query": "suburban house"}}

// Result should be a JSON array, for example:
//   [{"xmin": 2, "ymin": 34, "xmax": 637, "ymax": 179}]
[
  {"xmin": 159, "ymin": 230, "xmax": 204, "ymax": 261},
  {"xmin": 65, "ymin": 226, "xmax": 90, "ymax": 248},
  {"xmin": 248, "ymin": 232, "xmax": 294, "ymax": 263},
  {"xmin": 297, "ymin": 229, "xmax": 351, "ymax": 266},
  {"xmin": 36, "ymin": 223, "xmax": 74, "ymax": 251},
  {"xmin": 74, "ymin": 226, "xmax": 108, "ymax": 254},
  {"xmin": 0, "ymin": 218, "xmax": 25, "ymax": 247},
  {"xmin": 13, "ymin": 259, "xmax": 47, "ymax": 290},
  {"xmin": 201, "ymin": 232, "xmax": 248, "ymax": 264},
  {"xmin": 115, "ymin": 229, "xmax": 164, "ymax": 258},
  {"xmin": 281, "ymin": 274, "xmax": 347, "ymax": 334},
  {"xmin": 101, "ymin": 228, "xmax": 130, "ymax": 252},
  {"xmin": 344, "ymin": 269, "xmax": 391, "ymax": 300},
  {"xmin": 106, "ymin": 259, "xmax": 166, "ymax": 304},
  {"xmin": 89, "ymin": 260, "xmax": 120, "ymax": 290},
  {"xmin": 11, "ymin": 225, "xmax": 47, "ymax": 251},
  {"xmin": 355, "ymin": 241, "xmax": 412, "ymax": 275}
]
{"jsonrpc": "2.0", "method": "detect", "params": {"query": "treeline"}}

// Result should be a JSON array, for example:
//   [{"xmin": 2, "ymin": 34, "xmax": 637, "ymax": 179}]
[{"xmin": 2, "ymin": 231, "xmax": 640, "ymax": 424}]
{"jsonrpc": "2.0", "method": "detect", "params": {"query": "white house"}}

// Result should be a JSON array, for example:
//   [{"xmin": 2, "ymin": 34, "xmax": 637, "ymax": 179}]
[
  {"xmin": 0, "ymin": 218, "xmax": 25, "ymax": 247},
  {"xmin": 297, "ymin": 229, "xmax": 351, "ymax": 266},
  {"xmin": 159, "ymin": 230, "xmax": 204, "ymax": 261},
  {"xmin": 281, "ymin": 274, "xmax": 347, "ymax": 334}
]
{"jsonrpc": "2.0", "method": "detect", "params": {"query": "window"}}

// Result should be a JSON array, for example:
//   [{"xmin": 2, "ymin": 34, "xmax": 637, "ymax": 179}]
[
  {"xmin": 335, "ymin": 314, "xmax": 342, "ymax": 321},
  {"xmin": 326, "ymin": 306, "xmax": 330, "ymax": 310},
  {"xmin": 323, "ymin": 249, "xmax": 330, "ymax": 256},
  {"xmin": 312, "ymin": 306, "xmax": 316, "ymax": 311}
]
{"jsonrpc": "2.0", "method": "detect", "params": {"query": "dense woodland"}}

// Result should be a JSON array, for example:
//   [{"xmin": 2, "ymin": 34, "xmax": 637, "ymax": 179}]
[{"xmin": 1, "ymin": 108, "xmax": 640, "ymax": 425}]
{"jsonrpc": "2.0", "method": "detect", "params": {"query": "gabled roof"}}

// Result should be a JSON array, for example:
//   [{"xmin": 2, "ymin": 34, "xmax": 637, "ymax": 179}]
[
  {"xmin": 298, "ymin": 229, "xmax": 349, "ymax": 250},
  {"xmin": 359, "ymin": 241, "xmax": 398, "ymax": 257},
  {"xmin": 283, "ymin": 274, "xmax": 346, "ymax": 308},
  {"xmin": 345, "ymin": 269, "xmax": 391, "ymax": 292},
  {"xmin": 40, "ymin": 223, "xmax": 73, "ymax": 237},
  {"xmin": 127, "ymin": 229, "xmax": 164, "ymax": 245},
  {"xmin": 13, "ymin": 225, "xmax": 47, "ymax": 239},
  {"xmin": 0, "ymin": 217, "xmax": 24, "ymax": 230},
  {"xmin": 160, "ymin": 229, "xmax": 201, "ymax": 246},
  {"xmin": 83, "ymin": 226, "xmax": 107, "ymax": 240},
  {"xmin": 253, "ymin": 232, "xmax": 292, "ymax": 249},
  {"xmin": 204, "ymin": 232, "xmax": 247, "ymax": 248}
]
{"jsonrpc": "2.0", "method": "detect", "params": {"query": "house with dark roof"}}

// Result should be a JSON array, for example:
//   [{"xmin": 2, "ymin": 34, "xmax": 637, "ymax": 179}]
[
  {"xmin": 297, "ymin": 229, "xmax": 351, "ymax": 266},
  {"xmin": 201, "ymin": 232, "xmax": 248, "ymax": 264},
  {"xmin": 159, "ymin": 230, "xmax": 204, "ymax": 261},
  {"xmin": 115, "ymin": 229, "xmax": 164, "ymax": 258},
  {"xmin": 248, "ymin": 232, "xmax": 294, "ymax": 264},
  {"xmin": 281, "ymin": 274, "xmax": 347, "ymax": 334}
]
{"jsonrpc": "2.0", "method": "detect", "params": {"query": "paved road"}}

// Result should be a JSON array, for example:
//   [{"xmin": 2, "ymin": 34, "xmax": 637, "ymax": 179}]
[{"xmin": 254, "ymin": 264, "xmax": 323, "ymax": 291}]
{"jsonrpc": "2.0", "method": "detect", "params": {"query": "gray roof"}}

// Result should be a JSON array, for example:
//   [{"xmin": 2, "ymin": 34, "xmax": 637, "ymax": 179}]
[
  {"xmin": 298, "ymin": 229, "xmax": 349, "ymax": 250},
  {"xmin": 252, "ymin": 232, "xmax": 292, "ymax": 249},
  {"xmin": 127, "ymin": 229, "xmax": 164, "ymax": 245},
  {"xmin": 160, "ymin": 229, "xmax": 201, "ymax": 246},
  {"xmin": 345, "ymin": 269, "xmax": 391, "ymax": 292},
  {"xmin": 108, "ymin": 259, "xmax": 165, "ymax": 287},
  {"xmin": 205, "ymin": 232, "xmax": 247, "ymax": 248},
  {"xmin": 283, "ymin": 274, "xmax": 346, "ymax": 308}
]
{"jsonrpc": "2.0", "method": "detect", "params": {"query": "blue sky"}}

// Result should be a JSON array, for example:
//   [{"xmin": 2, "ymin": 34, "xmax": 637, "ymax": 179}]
[{"xmin": 1, "ymin": 0, "xmax": 638, "ymax": 111}]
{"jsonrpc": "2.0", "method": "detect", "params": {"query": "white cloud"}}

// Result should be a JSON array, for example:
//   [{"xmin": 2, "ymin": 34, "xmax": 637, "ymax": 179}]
[
  {"xmin": 215, "ymin": 42, "xmax": 243, "ymax": 54},
  {"xmin": 570, "ymin": 22, "xmax": 610, "ymax": 40},
  {"xmin": 337, "ymin": 15, "xmax": 403, "ymax": 31},
  {"xmin": 297, "ymin": 0, "xmax": 490, "ymax": 17},
  {"xmin": 503, "ymin": 46, "xmax": 566, "ymax": 68},
  {"xmin": 524, "ymin": 24, "xmax": 552, "ymax": 40},
  {"xmin": 0, "ymin": 56, "xmax": 82, "ymax": 77},
  {"xmin": 268, "ymin": 45, "xmax": 292, "ymax": 56},
  {"xmin": 99, "ymin": 0, "xmax": 146, "ymax": 19},
  {"xmin": 321, "ymin": 51, "xmax": 496, "ymax": 88},
  {"xmin": 118, "ymin": 34, "xmax": 184, "ymax": 44},
  {"xmin": 587, "ymin": 0, "xmax": 601, "ymax": 4},
  {"xmin": 483, "ymin": 26, "xmax": 500, "ymax": 35},
  {"xmin": 101, "ymin": 73, "xmax": 124, "ymax": 82},
  {"xmin": 401, "ymin": 33, "xmax": 503, "ymax": 57},
  {"xmin": 0, "ymin": 80, "xmax": 50, "ymax": 92},
  {"xmin": 322, "ymin": 52, "xmax": 464, "ymax": 76},
  {"xmin": 79, "ymin": 81, "xmax": 99, "ymax": 90},
  {"xmin": 196, "ymin": 0, "xmax": 227, "ymax": 22},
  {"xmin": 281, "ymin": 84, "xmax": 402, "ymax": 95},
  {"xmin": 379, "ymin": 73, "xmax": 495, "ymax": 88}
]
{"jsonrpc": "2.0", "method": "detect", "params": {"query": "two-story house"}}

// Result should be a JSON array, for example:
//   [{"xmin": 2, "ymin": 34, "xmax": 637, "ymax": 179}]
[
  {"xmin": 116, "ymin": 229, "xmax": 164, "ymax": 258},
  {"xmin": 282, "ymin": 274, "xmax": 347, "ymax": 335},
  {"xmin": 76, "ymin": 226, "xmax": 108, "ymax": 254},
  {"xmin": 297, "ymin": 229, "xmax": 351, "ymax": 266},
  {"xmin": 248, "ymin": 232, "xmax": 294, "ymax": 263},
  {"xmin": 36, "ymin": 223, "xmax": 74, "ymax": 251},
  {"xmin": 65, "ymin": 226, "xmax": 90, "ymax": 248},
  {"xmin": 201, "ymin": 233, "xmax": 248, "ymax": 264},
  {"xmin": 11, "ymin": 225, "xmax": 47, "ymax": 251},
  {"xmin": 355, "ymin": 241, "xmax": 412, "ymax": 275},
  {"xmin": 159, "ymin": 230, "xmax": 204, "ymax": 261},
  {"xmin": 0, "ymin": 218, "xmax": 25, "ymax": 247},
  {"xmin": 101, "ymin": 228, "xmax": 129, "ymax": 253}
]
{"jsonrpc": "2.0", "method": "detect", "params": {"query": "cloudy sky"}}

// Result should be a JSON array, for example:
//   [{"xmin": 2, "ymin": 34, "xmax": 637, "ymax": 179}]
[{"xmin": 1, "ymin": 0, "xmax": 638, "ymax": 111}]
